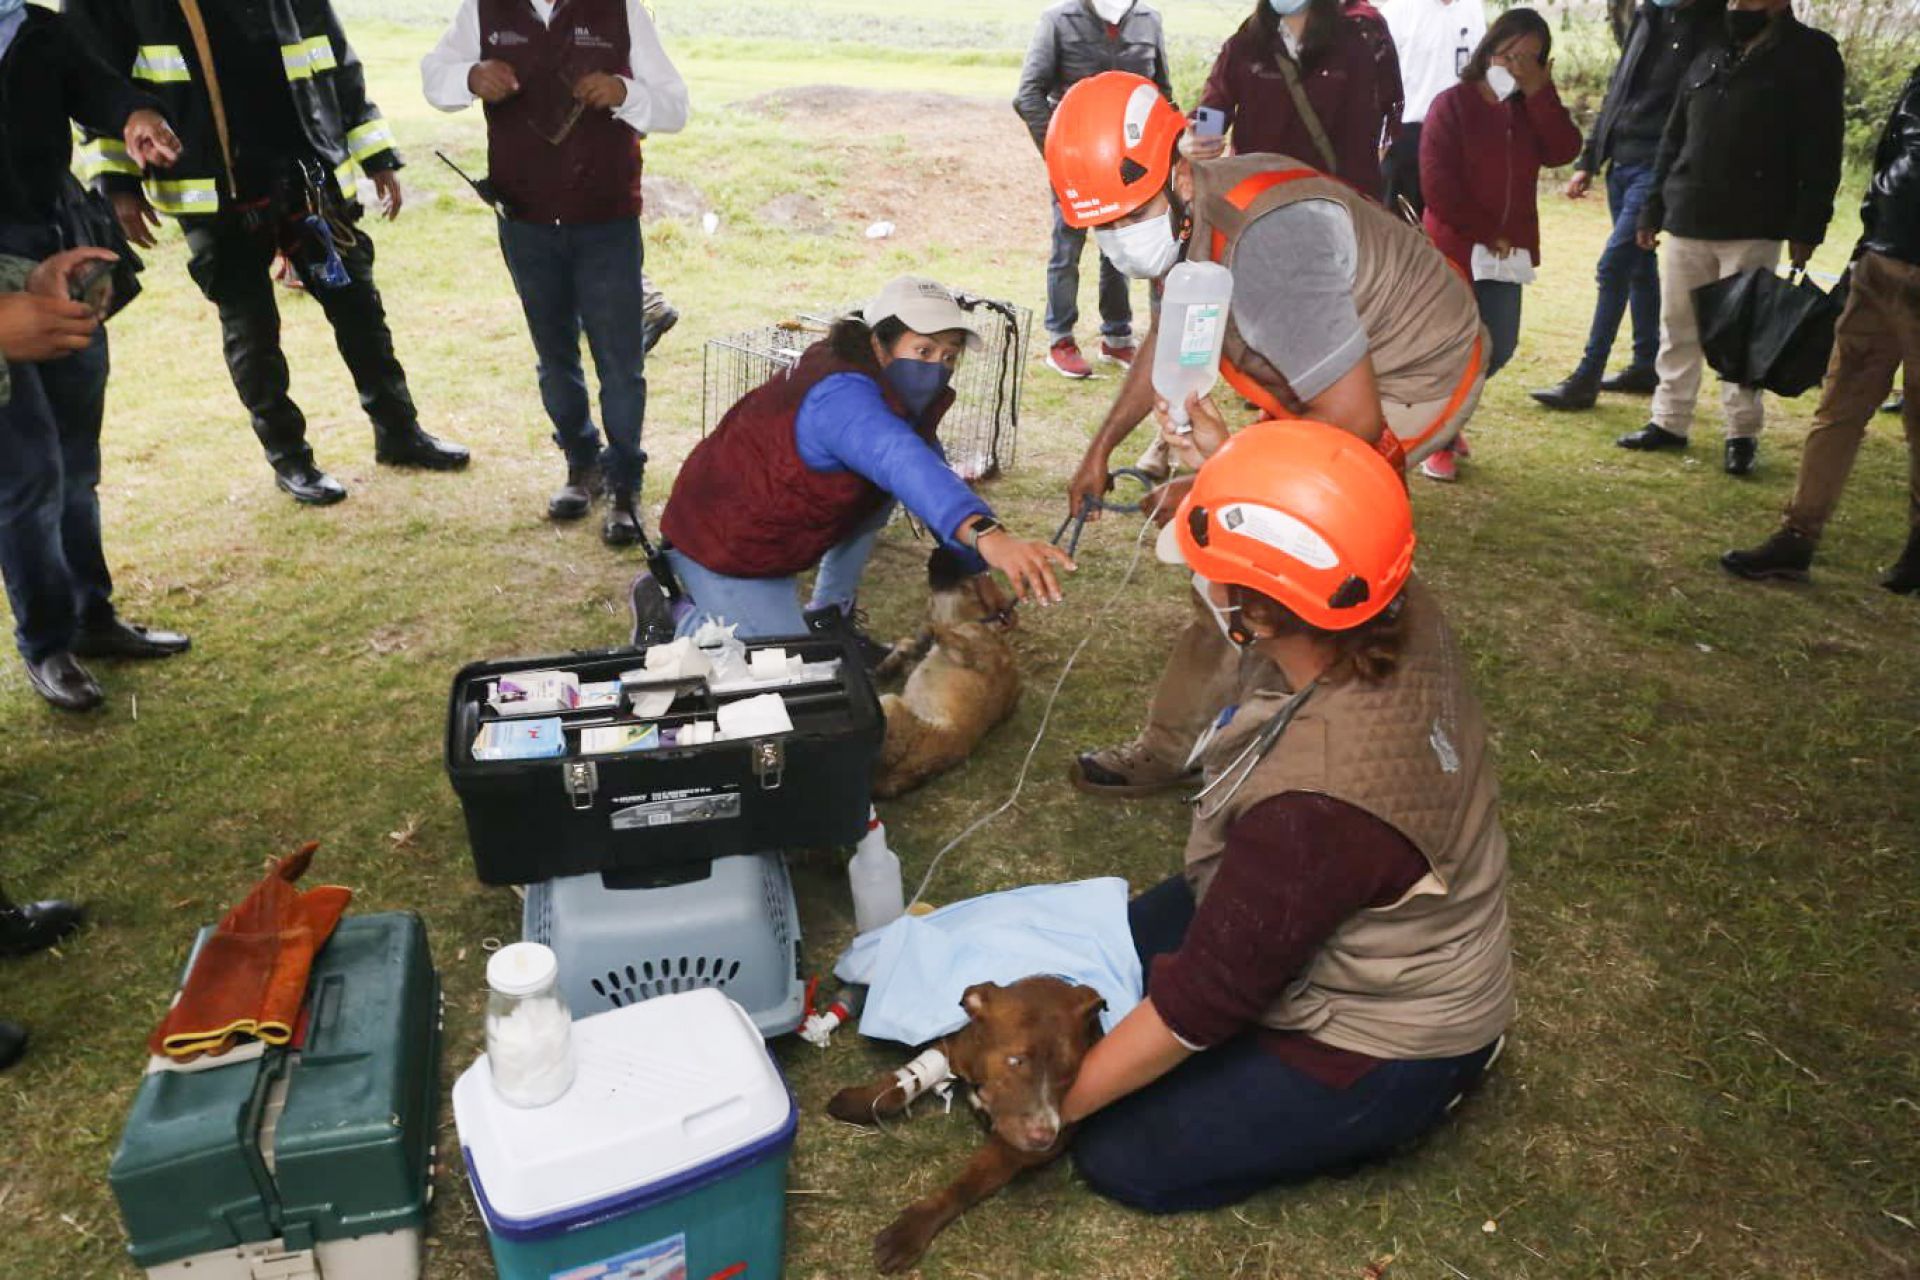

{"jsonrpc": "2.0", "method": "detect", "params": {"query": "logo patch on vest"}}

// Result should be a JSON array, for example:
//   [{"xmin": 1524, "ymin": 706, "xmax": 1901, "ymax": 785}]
[
  {"xmin": 1429, "ymin": 719, "xmax": 1460, "ymax": 774},
  {"xmin": 572, "ymin": 28, "xmax": 614, "ymax": 48},
  {"xmin": 487, "ymin": 30, "xmax": 529, "ymax": 46}
]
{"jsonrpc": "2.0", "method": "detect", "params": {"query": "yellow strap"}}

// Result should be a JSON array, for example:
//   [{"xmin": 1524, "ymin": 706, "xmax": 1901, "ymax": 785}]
[
  {"xmin": 77, "ymin": 138, "xmax": 143, "ymax": 182},
  {"xmin": 132, "ymin": 44, "xmax": 190, "ymax": 83},
  {"xmin": 145, "ymin": 178, "xmax": 221, "ymax": 215},
  {"xmin": 345, "ymin": 117, "xmax": 394, "ymax": 163}
]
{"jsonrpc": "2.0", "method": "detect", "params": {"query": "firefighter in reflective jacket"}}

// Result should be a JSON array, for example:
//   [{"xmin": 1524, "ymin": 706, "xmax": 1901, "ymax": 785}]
[{"xmin": 66, "ymin": 0, "xmax": 471, "ymax": 504}]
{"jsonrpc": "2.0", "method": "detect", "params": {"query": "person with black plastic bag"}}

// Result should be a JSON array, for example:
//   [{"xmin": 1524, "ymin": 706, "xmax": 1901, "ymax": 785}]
[
  {"xmin": 1723, "ymin": 67, "xmax": 1920, "ymax": 593},
  {"xmin": 1621, "ymin": 0, "xmax": 1844, "ymax": 475},
  {"xmin": 0, "ymin": 0, "xmax": 195, "ymax": 712},
  {"xmin": 65, "ymin": 0, "xmax": 472, "ymax": 507}
]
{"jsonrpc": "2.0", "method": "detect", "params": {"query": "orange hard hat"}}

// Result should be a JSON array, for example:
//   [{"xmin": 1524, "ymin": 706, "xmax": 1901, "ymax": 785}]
[
  {"xmin": 1045, "ymin": 72, "xmax": 1187, "ymax": 229},
  {"xmin": 1157, "ymin": 420, "xmax": 1415, "ymax": 632}
]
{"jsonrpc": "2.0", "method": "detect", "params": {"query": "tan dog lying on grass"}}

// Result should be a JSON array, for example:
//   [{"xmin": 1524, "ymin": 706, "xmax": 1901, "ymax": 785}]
[
  {"xmin": 870, "ymin": 547, "xmax": 1020, "ymax": 798},
  {"xmin": 826, "ymin": 976, "xmax": 1107, "ymax": 1273}
]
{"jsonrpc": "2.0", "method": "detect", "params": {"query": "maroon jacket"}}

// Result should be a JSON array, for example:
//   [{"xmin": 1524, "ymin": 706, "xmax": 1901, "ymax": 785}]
[
  {"xmin": 1200, "ymin": 5, "xmax": 1403, "ymax": 196},
  {"xmin": 480, "ymin": 0, "xmax": 642, "ymax": 224},
  {"xmin": 1419, "ymin": 78, "xmax": 1583, "ymax": 274},
  {"xmin": 660, "ymin": 343, "xmax": 952, "ymax": 579}
]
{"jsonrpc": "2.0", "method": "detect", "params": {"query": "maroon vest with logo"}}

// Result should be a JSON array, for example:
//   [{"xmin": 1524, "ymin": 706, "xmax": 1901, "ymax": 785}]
[
  {"xmin": 479, "ymin": 0, "xmax": 643, "ymax": 224},
  {"xmin": 661, "ymin": 343, "xmax": 954, "ymax": 579}
]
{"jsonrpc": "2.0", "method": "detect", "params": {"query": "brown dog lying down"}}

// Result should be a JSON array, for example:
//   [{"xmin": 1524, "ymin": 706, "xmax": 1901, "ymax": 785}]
[
  {"xmin": 826, "ymin": 976, "xmax": 1105, "ymax": 1273},
  {"xmin": 870, "ymin": 547, "xmax": 1021, "ymax": 799}
]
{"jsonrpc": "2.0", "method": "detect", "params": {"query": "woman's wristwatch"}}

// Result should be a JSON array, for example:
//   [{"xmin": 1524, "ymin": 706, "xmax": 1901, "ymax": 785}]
[{"xmin": 962, "ymin": 516, "xmax": 1005, "ymax": 552}]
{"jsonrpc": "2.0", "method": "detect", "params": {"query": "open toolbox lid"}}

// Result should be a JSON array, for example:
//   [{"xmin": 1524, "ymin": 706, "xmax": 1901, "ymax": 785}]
[{"xmin": 453, "ymin": 988, "xmax": 796, "ymax": 1240}]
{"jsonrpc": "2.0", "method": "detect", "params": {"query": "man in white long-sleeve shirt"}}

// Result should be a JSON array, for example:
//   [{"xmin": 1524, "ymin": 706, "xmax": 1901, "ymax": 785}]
[
  {"xmin": 422, "ymin": 0, "xmax": 687, "ymax": 545},
  {"xmin": 1379, "ymin": 0, "xmax": 1484, "ymax": 215}
]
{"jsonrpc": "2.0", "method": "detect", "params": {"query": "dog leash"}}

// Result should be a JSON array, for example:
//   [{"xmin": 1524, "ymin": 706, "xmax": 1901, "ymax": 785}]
[{"xmin": 1050, "ymin": 467, "xmax": 1159, "ymax": 560}]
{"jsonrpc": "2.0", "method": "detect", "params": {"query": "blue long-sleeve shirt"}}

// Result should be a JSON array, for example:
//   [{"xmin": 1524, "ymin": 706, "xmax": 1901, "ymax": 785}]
[{"xmin": 795, "ymin": 373, "xmax": 992, "ymax": 572}]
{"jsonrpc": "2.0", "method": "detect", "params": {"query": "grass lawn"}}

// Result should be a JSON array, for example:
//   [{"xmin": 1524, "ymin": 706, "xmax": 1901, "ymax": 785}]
[{"xmin": 2, "ymin": 5, "xmax": 1916, "ymax": 1278}]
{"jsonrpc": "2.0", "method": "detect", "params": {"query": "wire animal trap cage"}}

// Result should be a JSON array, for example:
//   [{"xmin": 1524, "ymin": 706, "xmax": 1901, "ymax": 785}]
[{"xmin": 700, "ymin": 293, "xmax": 1030, "ymax": 481}]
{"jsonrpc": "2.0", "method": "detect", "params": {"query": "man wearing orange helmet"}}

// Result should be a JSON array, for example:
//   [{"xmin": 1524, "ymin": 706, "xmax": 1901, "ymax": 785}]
[
  {"xmin": 1058, "ymin": 401, "xmax": 1512, "ymax": 1210},
  {"xmin": 1046, "ymin": 69, "xmax": 1487, "ymax": 796}
]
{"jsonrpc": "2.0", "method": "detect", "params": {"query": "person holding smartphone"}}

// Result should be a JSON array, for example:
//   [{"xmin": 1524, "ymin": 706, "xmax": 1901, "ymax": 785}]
[{"xmin": 0, "ymin": 1, "xmax": 191, "ymax": 712}]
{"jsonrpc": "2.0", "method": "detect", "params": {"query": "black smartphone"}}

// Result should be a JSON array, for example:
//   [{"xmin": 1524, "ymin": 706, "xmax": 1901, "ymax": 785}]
[{"xmin": 70, "ymin": 260, "xmax": 116, "ymax": 318}]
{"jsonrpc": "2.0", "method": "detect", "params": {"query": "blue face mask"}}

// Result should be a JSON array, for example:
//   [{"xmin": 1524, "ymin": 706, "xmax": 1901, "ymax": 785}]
[
  {"xmin": 1649, "ymin": 0, "xmax": 1684, "ymax": 9},
  {"xmin": 0, "ymin": 0, "xmax": 24, "ymax": 16},
  {"xmin": 883, "ymin": 357, "xmax": 952, "ymax": 419},
  {"xmin": 1268, "ymin": 0, "xmax": 1311, "ymax": 15}
]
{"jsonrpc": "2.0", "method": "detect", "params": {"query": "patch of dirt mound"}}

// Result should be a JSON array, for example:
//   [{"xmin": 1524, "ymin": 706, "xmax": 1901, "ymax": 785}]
[
  {"xmin": 734, "ymin": 85, "xmax": 1050, "ymax": 257},
  {"xmin": 758, "ymin": 191, "xmax": 834, "ymax": 234},
  {"xmin": 642, "ymin": 174, "xmax": 710, "ymax": 223}
]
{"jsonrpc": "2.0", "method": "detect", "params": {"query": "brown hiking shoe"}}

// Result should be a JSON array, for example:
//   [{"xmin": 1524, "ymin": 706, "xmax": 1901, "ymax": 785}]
[{"xmin": 1069, "ymin": 739, "xmax": 1198, "ymax": 799}]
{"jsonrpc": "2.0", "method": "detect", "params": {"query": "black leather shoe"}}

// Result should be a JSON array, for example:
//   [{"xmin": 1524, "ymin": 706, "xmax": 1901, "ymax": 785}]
[
  {"xmin": 0, "ymin": 898, "xmax": 84, "ymax": 957},
  {"xmin": 0, "ymin": 1020, "xmax": 25, "ymax": 1072},
  {"xmin": 1883, "ymin": 529, "xmax": 1920, "ymax": 595},
  {"xmin": 602, "ymin": 497, "xmax": 643, "ymax": 548},
  {"xmin": 72, "ymin": 617, "xmax": 191, "ymax": 660},
  {"xmin": 1616, "ymin": 423, "xmax": 1689, "ymax": 452},
  {"xmin": 1599, "ymin": 365, "xmax": 1659, "ymax": 394},
  {"xmin": 23, "ymin": 652, "xmax": 103, "ymax": 712},
  {"xmin": 1721, "ymin": 528, "xmax": 1814, "ymax": 583},
  {"xmin": 1724, "ymin": 438, "xmax": 1758, "ymax": 476},
  {"xmin": 376, "ymin": 428, "xmax": 471, "ymax": 471},
  {"xmin": 1882, "ymin": 394, "xmax": 1905, "ymax": 415},
  {"xmin": 548, "ymin": 462, "xmax": 604, "ymax": 521},
  {"xmin": 643, "ymin": 304, "xmax": 679, "ymax": 356},
  {"xmin": 1529, "ymin": 372, "xmax": 1600, "ymax": 411},
  {"xmin": 804, "ymin": 603, "xmax": 892, "ymax": 671},
  {"xmin": 274, "ymin": 461, "xmax": 348, "ymax": 506}
]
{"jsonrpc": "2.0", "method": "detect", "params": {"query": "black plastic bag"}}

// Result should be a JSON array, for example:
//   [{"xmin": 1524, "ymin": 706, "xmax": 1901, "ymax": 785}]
[{"xmin": 1692, "ymin": 266, "xmax": 1846, "ymax": 398}]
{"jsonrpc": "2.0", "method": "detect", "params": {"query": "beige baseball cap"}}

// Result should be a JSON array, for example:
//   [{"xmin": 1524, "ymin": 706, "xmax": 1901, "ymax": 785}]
[{"xmin": 862, "ymin": 276, "xmax": 984, "ymax": 352}]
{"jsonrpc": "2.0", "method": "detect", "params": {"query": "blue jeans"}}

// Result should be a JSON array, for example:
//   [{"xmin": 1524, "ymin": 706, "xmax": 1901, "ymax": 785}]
[
  {"xmin": 1475, "ymin": 280, "xmax": 1523, "ymax": 380},
  {"xmin": 1071, "ymin": 876, "xmax": 1500, "ymax": 1214},
  {"xmin": 664, "ymin": 504, "xmax": 892, "ymax": 639},
  {"xmin": 1046, "ymin": 198, "xmax": 1133, "ymax": 343},
  {"xmin": 0, "ymin": 326, "xmax": 114, "ymax": 663},
  {"xmin": 496, "ymin": 217, "xmax": 649, "ymax": 494},
  {"xmin": 1574, "ymin": 162, "xmax": 1661, "ymax": 382}
]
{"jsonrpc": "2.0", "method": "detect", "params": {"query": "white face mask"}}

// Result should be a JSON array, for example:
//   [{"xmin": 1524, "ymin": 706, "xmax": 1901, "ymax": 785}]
[
  {"xmin": 1096, "ymin": 210, "xmax": 1182, "ymax": 281},
  {"xmin": 1485, "ymin": 65, "xmax": 1519, "ymax": 100},
  {"xmin": 1192, "ymin": 574, "xmax": 1250, "ymax": 647},
  {"xmin": 1091, "ymin": 0, "xmax": 1131, "ymax": 22}
]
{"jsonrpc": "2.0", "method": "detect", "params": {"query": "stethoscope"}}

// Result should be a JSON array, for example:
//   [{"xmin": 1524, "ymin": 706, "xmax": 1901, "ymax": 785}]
[{"xmin": 1187, "ymin": 680, "xmax": 1320, "ymax": 822}]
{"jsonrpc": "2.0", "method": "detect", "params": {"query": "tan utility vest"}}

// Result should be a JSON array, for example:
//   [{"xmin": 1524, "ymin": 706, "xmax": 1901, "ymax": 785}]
[
  {"xmin": 1187, "ymin": 155, "xmax": 1487, "ymax": 462},
  {"xmin": 1183, "ymin": 579, "xmax": 1514, "ymax": 1060}
]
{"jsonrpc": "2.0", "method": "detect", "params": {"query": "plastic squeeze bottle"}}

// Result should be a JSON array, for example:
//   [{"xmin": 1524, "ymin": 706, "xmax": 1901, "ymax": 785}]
[
  {"xmin": 1151, "ymin": 261, "xmax": 1235, "ymax": 431},
  {"xmin": 849, "ymin": 810, "xmax": 905, "ymax": 934}
]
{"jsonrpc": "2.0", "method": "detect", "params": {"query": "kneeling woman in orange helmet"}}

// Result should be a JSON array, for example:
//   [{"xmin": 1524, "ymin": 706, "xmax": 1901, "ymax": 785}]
[{"xmin": 1061, "ymin": 397, "xmax": 1514, "ymax": 1212}]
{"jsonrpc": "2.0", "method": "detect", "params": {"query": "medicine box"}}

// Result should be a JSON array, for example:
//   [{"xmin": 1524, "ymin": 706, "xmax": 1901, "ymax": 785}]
[
  {"xmin": 109, "ymin": 912, "xmax": 442, "ymax": 1279},
  {"xmin": 446, "ymin": 636, "xmax": 883, "ymax": 884}
]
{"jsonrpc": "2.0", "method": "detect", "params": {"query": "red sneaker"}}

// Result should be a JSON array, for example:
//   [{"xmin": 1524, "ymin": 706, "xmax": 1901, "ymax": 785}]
[
  {"xmin": 1419, "ymin": 449, "xmax": 1458, "ymax": 483},
  {"xmin": 1045, "ymin": 336, "xmax": 1093, "ymax": 380},
  {"xmin": 1100, "ymin": 339, "xmax": 1137, "ymax": 366},
  {"xmin": 1451, "ymin": 430, "xmax": 1472, "ymax": 459}
]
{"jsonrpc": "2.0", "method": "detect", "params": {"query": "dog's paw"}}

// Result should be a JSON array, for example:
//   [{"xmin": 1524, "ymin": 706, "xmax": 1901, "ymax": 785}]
[
  {"xmin": 827, "ymin": 1084, "xmax": 886, "ymax": 1125},
  {"xmin": 874, "ymin": 1208, "xmax": 938, "ymax": 1274}
]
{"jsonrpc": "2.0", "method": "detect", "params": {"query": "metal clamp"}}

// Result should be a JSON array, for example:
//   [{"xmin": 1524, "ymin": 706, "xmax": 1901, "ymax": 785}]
[
  {"xmin": 562, "ymin": 760, "xmax": 599, "ymax": 811},
  {"xmin": 752, "ymin": 739, "xmax": 785, "ymax": 791},
  {"xmin": 1053, "ymin": 467, "xmax": 1160, "ymax": 559}
]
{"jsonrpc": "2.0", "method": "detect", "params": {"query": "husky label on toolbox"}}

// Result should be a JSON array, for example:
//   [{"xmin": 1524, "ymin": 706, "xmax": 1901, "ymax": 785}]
[{"xmin": 610, "ymin": 784, "xmax": 732, "ymax": 806}]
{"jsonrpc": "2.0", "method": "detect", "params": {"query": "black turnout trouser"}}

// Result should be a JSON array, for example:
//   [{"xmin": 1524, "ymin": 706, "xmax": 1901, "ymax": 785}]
[{"xmin": 184, "ymin": 212, "xmax": 419, "ymax": 471}]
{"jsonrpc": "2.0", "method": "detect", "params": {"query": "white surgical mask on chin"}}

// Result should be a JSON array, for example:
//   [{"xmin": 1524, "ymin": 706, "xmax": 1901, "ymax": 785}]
[
  {"xmin": 1096, "ymin": 211, "xmax": 1182, "ymax": 281},
  {"xmin": 1485, "ymin": 65, "xmax": 1519, "ymax": 100},
  {"xmin": 1091, "ymin": 0, "xmax": 1131, "ymax": 22},
  {"xmin": 1192, "ymin": 573, "xmax": 1249, "ymax": 647}
]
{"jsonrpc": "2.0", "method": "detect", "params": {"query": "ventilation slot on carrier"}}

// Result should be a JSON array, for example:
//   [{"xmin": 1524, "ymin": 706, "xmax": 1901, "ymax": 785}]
[{"xmin": 590, "ymin": 956, "xmax": 743, "ymax": 1008}]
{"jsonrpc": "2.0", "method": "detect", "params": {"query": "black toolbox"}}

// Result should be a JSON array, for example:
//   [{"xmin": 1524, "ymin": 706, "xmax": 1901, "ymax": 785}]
[{"xmin": 445, "ymin": 636, "xmax": 884, "ymax": 884}]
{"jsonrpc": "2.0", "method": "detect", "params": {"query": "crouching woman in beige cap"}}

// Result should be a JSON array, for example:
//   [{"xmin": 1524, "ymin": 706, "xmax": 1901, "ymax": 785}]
[{"xmin": 647, "ymin": 276, "xmax": 1072, "ymax": 654}]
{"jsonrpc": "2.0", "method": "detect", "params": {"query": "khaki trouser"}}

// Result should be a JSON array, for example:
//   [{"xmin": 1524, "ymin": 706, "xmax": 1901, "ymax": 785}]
[
  {"xmin": 1137, "ymin": 594, "xmax": 1245, "ymax": 770},
  {"xmin": 1651, "ymin": 235, "xmax": 1783, "ymax": 440},
  {"xmin": 1785, "ymin": 250, "xmax": 1920, "ymax": 539}
]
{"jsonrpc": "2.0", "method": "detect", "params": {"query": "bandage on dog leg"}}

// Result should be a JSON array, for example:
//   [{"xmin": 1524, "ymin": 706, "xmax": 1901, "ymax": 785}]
[{"xmin": 890, "ymin": 1047, "xmax": 952, "ymax": 1106}]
